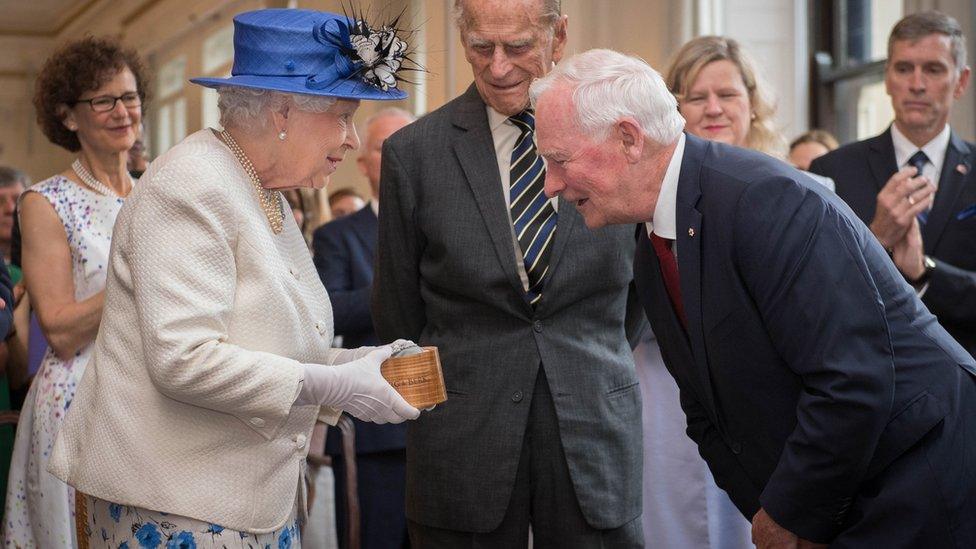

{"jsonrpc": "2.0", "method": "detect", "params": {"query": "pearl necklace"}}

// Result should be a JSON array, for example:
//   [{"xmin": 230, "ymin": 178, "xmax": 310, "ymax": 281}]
[
  {"xmin": 218, "ymin": 129, "xmax": 283, "ymax": 234},
  {"xmin": 72, "ymin": 159, "xmax": 127, "ymax": 197}
]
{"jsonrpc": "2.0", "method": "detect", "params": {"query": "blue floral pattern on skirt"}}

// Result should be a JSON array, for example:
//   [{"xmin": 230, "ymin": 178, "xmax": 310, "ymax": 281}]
[{"xmin": 84, "ymin": 494, "xmax": 301, "ymax": 548}]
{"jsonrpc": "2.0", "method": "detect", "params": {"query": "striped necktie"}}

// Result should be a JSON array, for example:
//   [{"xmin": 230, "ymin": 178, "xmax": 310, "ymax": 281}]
[
  {"xmin": 509, "ymin": 110, "xmax": 557, "ymax": 306},
  {"xmin": 908, "ymin": 150, "xmax": 930, "ymax": 225}
]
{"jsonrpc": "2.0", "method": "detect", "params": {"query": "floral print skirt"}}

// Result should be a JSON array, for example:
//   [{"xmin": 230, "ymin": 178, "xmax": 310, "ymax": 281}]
[{"xmin": 82, "ymin": 494, "xmax": 301, "ymax": 549}]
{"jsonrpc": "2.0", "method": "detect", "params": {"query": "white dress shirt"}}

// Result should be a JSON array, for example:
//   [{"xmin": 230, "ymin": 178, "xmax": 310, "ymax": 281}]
[
  {"xmin": 645, "ymin": 133, "xmax": 687, "ymax": 251},
  {"xmin": 488, "ymin": 106, "xmax": 558, "ymax": 292},
  {"xmin": 891, "ymin": 123, "xmax": 951, "ymax": 189}
]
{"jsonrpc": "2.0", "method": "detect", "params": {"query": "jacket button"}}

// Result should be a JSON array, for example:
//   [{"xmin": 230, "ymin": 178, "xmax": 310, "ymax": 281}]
[
  {"xmin": 294, "ymin": 434, "xmax": 307, "ymax": 449},
  {"xmin": 730, "ymin": 441, "xmax": 742, "ymax": 454},
  {"xmin": 512, "ymin": 391, "xmax": 523, "ymax": 403},
  {"xmin": 533, "ymin": 320, "xmax": 543, "ymax": 333},
  {"xmin": 250, "ymin": 417, "xmax": 265, "ymax": 428}
]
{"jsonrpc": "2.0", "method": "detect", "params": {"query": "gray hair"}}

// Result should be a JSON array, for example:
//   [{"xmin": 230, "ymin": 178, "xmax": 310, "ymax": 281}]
[
  {"xmin": 217, "ymin": 87, "xmax": 338, "ymax": 130},
  {"xmin": 529, "ymin": 48, "xmax": 685, "ymax": 145},
  {"xmin": 454, "ymin": 0, "xmax": 561, "ymax": 31},
  {"xmin": 361, "ymin": 106, "xmax": 416, "ymax": 140},
  {"xmin": 0, "ymin": 166, "xmax": 30, "ymax": 189},
  {"xmin": 889, "ymin": 10, "xmax": 967, "ymax": 70}
]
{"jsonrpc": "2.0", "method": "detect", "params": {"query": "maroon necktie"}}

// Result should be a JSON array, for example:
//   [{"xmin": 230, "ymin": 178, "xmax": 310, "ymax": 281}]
[{"xmin": 650, "ymin": 233, "xmax": 687, "ymax": 328}]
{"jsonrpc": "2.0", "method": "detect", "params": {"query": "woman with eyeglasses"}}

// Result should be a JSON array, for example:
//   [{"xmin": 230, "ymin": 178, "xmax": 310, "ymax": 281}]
[{"xmin": 2, "ymin": 36, "xmax": 147, "ymax": 547}]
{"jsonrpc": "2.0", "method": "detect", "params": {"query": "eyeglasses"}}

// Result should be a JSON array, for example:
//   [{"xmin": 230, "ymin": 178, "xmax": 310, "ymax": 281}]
[{"xmin": 72, "ymin": 92, "xmax": 141, "ymax": 113}]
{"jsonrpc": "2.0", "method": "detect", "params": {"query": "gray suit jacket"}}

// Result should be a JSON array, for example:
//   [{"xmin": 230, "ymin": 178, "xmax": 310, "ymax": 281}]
[{"xmin": 372, "ymin": 84, "xmax": 644, "ymax": 532}]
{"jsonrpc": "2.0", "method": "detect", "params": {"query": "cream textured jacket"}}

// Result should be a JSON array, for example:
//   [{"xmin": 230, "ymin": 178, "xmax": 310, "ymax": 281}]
[{"xmin": 49, "ymin": 130, "xmax": 343, "ymax": 533}]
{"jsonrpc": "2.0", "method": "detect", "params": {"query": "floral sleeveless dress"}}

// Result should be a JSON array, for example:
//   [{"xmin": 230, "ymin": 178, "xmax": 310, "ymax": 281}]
[{"xmin": 2, "ymin": 175, "xmax": 125, "ymax": 548}]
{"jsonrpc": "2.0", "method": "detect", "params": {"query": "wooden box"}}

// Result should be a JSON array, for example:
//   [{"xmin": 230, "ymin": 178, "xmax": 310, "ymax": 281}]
[{"xmin": 380, "ymin": 346, "xmax": 447, "ymax": 409}]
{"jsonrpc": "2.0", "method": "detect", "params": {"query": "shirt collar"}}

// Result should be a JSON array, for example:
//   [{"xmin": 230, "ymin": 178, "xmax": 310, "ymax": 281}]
[
  {"xmin": 891, "ymin": 123, "xmax": 950, "ymax": 171},
  {"xmin": 369, "ymin": 199, "xmax": 379, "ymax": 217},
  {"xmin": 646, "ymin": 132, "xmax": 686, "ymax": 240},
  {"xmin": 487, "ymin": 106, "xmax": 513, "ymax": 132}
]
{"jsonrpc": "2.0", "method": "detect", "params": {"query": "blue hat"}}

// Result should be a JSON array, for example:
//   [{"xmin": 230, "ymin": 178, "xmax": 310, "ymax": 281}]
[{"xmin": 191, "ymin": 9, "xmax": 410, "ymax": 101}]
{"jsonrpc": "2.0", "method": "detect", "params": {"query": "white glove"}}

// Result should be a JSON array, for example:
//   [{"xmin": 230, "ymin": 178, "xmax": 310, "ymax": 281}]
[
  {"xmin": 298, "ymin": 345, "xmax": 420, "ymax": 424},
  {"xmin": 323, "ymin": 339, "xmax": 414, "ymax": 365}
]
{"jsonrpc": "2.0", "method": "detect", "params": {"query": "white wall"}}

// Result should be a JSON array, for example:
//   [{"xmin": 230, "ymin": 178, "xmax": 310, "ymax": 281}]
[{"xmin": 722, "ymin": 0, "xmax": 810, "ymax": 142}]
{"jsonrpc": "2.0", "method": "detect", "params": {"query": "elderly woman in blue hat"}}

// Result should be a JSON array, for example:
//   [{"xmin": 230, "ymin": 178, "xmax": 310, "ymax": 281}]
[{"xmin": 47, "ymin": 9, "xmax": 419, "ymax": 547}]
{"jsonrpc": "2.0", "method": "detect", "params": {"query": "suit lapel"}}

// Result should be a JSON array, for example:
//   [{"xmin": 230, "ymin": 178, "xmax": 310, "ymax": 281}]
[
  {"xmin": 869, "ymin": 129, "xmax": 899, "ymax": 192},
  {"xmin": 539, "ymin": 197, "xmax": 578, "ymax": 294},
  {"xmin": 674, "ymin": 135, "xmax": 718, "ymax": 419},
  {"xmin": 451, "ymin": 85, "xmax": 529, "ymax": 303},
  {"xmin": 922, "ymin": 131, "xmax": 971, "ymax": 251}
]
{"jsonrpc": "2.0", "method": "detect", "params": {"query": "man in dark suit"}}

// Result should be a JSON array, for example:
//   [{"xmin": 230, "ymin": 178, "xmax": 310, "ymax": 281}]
[
  {"xmin": 810, "ymin": 11, "xmax": 976, "ymax": 357},
  {"xmin": 533, "ymin": 48, "xmax": 976, "ymax": 548},
  {"xmin": 313, "ymin": 107, "xmax": 415, "ymax": 549},
  {"xmin": 372, "ymin": 0, "xmax": 644, "ymax": 545}
]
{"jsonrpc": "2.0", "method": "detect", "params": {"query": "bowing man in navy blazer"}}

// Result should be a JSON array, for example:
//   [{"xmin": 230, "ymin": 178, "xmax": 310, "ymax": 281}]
[
  {"xmin": 810, "ymin": 11, "xmax": 976, "ymax": 358},
  {"xmin": 532, "ymin": 49, "xmax": 976, "ymax": 548},
  {"xmin": 312, "ymin": 107, "xmax": 415, "ymax": 549}
]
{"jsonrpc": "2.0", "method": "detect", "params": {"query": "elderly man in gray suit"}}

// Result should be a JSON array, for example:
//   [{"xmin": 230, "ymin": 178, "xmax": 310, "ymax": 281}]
[{"xmin": 372, "ymin": 0, "xmax": 644, "ymax": 546}]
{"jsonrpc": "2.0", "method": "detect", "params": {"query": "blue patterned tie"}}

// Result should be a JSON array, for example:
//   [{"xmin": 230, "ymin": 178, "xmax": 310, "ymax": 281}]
[
  {"xmin": 509, "ymin": 110, "xmax": 557, "ymax": 306},
  {"xmin": 908, "ymin": 150, "xmax": 930, "ymax": 225}
]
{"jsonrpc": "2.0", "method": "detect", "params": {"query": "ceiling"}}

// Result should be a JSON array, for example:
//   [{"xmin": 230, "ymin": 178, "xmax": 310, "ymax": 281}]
[{"xmin": 0, "ymin": 0, "xmax": 99, "ymax": 36}]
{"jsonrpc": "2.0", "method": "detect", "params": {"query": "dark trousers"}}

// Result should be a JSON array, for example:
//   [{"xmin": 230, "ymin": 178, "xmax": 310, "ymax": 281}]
[
  {"xmin": 408, "ymin": 370, "xmax": 643, "ymax": 548},
  {"xmin": 333, "ymin": 449, "xmax": 410, "ymax": 549}
]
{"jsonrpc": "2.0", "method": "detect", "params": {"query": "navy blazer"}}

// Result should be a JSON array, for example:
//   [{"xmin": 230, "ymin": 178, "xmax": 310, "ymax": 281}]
[
  {"xmin": 312, "ymin": 205, "xmax": 406, "ymax": 455},
  {"xmin": 810, "ymin": 129, "xmax": 976, "ymax": 356},
  {"xmin": 0, "ymin": 261, "xmax": 12, "ymax": 339},
  {"xmin": 313, "ymin": 205, "xmax": 379, "ymax": 348},
  {"xmin": 635, "ymin": 134, "xmax": 976, "ymax": 544}
]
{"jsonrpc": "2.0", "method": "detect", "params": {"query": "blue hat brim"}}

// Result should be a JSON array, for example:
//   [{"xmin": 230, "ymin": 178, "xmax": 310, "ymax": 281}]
[{"xmin": 190, "ymin": 74, "xmax": 407, "ymax": 101}]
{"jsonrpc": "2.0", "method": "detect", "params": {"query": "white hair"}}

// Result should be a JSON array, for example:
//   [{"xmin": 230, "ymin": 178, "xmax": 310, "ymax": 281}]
[
  {"xmin": 217, "ymin": 87, "xmax": 338, "ymax": 130},
  {"xmin": 361, "ymin": 106, "xmax": 416, "ymax": 141},
  {"xmin": 529, "ymin": 48, "xmax": 685, "ymax": 145}
]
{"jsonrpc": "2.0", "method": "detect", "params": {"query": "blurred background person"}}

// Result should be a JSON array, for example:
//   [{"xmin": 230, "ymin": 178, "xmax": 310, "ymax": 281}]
[
  {"xmin": 810, "ymin": 10, "xmax": 976, "ymax": 359},
  {"xmin": 313, "ymin": 106, "xmax": 415, "ymax": 549},
  {"xmin": 667, "ymin": 35, "xmax": 834, "ymax": 196},
  {"xmin": 47, "ymin": 9, "xmax": 421, "ymax": 547},
  {"xmin": 667, "ymin": 35, "xmax": 787, "ymax": 158},
  {"xmin": 284, "ymin": 189, "xmax": 308, "ymax": 238},
  {"xmin": 127, "ymin": 125, "xmax": 149, "ymax": 178},
  {"xmin": 789, "ymin": 129, "xmax": 839, "ymax": 171},
  {"xmin": 328, "ymin": 187, "xmax": 366, "ymax": 219},
  {"xmin": 0, "ymin": 168, "xmax": 27, "ymax": 266},
  {"xmin": 0, "ymin": 166, "xmax": 26, "ymax": 514},
  {"xmin": 284, "ymin": 186, "xmax": 331, "ymax": 248},
  {"xmin": 2, "ymin": 36, "xmax": 146, "ymax": 548}
]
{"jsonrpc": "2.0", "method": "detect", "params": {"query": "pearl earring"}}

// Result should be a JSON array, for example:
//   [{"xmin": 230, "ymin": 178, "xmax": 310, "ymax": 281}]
[{"xmin": 278, "ymin": 131, "xmax": 287, "ymax": 141}]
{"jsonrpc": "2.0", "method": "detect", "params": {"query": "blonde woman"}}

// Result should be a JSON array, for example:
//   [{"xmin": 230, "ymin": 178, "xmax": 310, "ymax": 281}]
[{"xmin": 666, "ymin": 35, "xmax": 787, "ymax": 158}]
